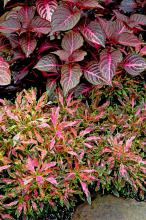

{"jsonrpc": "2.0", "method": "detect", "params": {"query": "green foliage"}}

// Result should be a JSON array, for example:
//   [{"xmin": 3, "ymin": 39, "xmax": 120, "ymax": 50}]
[{"xmin": 0, "ymin": 76, "xmax": 146, "ymax": 219}]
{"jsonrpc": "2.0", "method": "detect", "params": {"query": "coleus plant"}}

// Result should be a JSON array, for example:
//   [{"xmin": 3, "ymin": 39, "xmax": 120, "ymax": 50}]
[
  {"xmin": 0, "ymin": 76, "xmax": 146, "ymax": 218},
  {"xmin": 0, "ymin": 0, "xmax": 146, "ymax": 95}
]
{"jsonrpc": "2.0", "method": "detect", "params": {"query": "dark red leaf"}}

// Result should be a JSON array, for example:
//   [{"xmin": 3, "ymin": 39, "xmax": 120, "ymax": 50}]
[
  {"xmin": 20, "ymin": 33, "xmax": 37, "ymax": 57},
  {"xmin": 51, "ymin": 5, "xmax": 81, "ymax": 33},
  {"xmin": 123, "ymin": 54, "xmax": 146, "ymax": 76},
  {"xmin": 31, "ymin": 16, "xmax": 51, "ymax": 34},
  {"xmin": 34, "ymin": 54, "xmax": 58, "ymax": 72},
  {"xmin": 84, "ymin": 61, "xmax": 106, "ymax": 85},
  {"xmin": 62, "ymin": 30, "xmax": 83, "ymax": 54},
  {"xmin": 0, "ymin": 18, "xmax": 21, "ymax": 34},
  {"xmin": 61, "ymin": 63, "xmax": 82, "ymax": 95},
  {"xmin": 81, "ymin": 20, "xmax": 105, "ymax": 47}
]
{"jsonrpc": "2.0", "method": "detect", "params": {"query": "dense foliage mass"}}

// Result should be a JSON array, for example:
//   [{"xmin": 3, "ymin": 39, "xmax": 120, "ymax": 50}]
[
  {"xmin": 0, "ymin": 0, "xmax": 146, "ymax": 96},
  {"xmin": 0, "ymin": 75, "xmax": 145, "ymax": 219}
]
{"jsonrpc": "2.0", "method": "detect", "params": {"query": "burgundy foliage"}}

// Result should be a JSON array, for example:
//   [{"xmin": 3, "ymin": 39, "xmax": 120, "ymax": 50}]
[{"xmin": 0, "ymin": 0, "xmax": 145, "ymax": 96}]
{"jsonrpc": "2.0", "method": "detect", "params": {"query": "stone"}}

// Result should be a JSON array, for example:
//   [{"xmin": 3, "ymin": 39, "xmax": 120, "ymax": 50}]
[{"xmin": 72, "ymin": 195, "xmax": 146, "ymax": 220}]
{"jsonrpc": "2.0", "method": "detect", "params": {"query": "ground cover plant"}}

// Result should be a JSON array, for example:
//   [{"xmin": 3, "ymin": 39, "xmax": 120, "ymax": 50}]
[
  {"xmin": 0, "ymin": 0, "xmax": 146, "ymax": 97},
  {"xmin": 0, "ymin": 75, "xmax": 146, "ymax": 219}
]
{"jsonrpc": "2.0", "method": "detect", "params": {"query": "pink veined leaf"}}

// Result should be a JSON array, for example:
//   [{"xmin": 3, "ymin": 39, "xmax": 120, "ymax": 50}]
[
  {"xmin": 53, "ymin": 49, "xmax": 87, "ymax": 62},
  {"xmin": 36, "ymin": 0, "xmax": 58, "ymax": 22},
  {"xmin": 140, "ymin": 46, "xmax": 146, "ymax": 56},
  {"xmin": 77, "ymin": 0, "xmax": 103, "ymax": 9},
  {"xmin": 18, "ymin": 6, "xmax": 35, "ymax": 29},
  {"xmin": 81, "ymin": 20, "xmax": 105, "ymax": 47},
  {"xmin": 46, "ymin": 177, "xmax": 58, "ymax": 185},
  {"xmin": 51, "ymin": 4, "xmax": 81, "ymax": 33},
  {"xmin": 0, "ymin": 34, "xmax": 11, "ymax": 52},
  {"xmin": 0, "ymin": 18, "xmax": 21, "ymax": 34},
  {"xmin": 130, "ymin": 14, "xmax": 146, "ymax": 26},
  {"xmin": 52, "ymin": 50, "xmax": 70, "ymax": 61},
  {"xmin": 99, "ymin": 49, "xmax": 120, "ymax": 85},
  {"xmin": 6, "ymin": 10, "xmax": 19, "ymax": 20},
  {"xmin": 6, "ymin": 109, "xmax": 18, "ymax": 121},
  {"xmin": 123, "ymin": 54, "xmax": 146, "ymax": 76},
  {"xmin": 0, "ymin": 165, "xmax": 11, "ymax": 172},
  {"xmin": 20, "ymin": 33, "xmax": 37, "ymax": 57},
  {"xmin": 118, "ymin": 33, "xmax": 142, "ymax": 47},
  {"xmin": 84, "ymin": 61, "xmax": 107, "ymax": 85},
  {"xmin": 112, "ymin": 20, "xmax": 130, "ymax": 35},
  {"xmin": 125, "ymin": 136, "xmax": 135, "ymax": 151},
  {"xmin": 80, "ymin": 180, "xmax": 91, "ymax": 205},
  {"xmin": 34, "ymin": 54, "xmax": 58, "ymax": 72},
  {"xmin": 62, "ymin": 30, "xmax": 84, "ymax": 54},
  {"xmin": 69, "ymin": 50, "xmax": 87, "ymax": 62},
  {"xmin": 61, "ymin": 63, "xmax": 83, "ymax": 96},
  {"xmin": 119, "ymin": 163, "xmax": 128, "ymax": 177},
  {"xmin": 7, "ymin": 33, "xmax": 19, "ymax": 49},
  {"xmin": 0, "ymin": 56, "xmax": 11, "ymax": 85},
  {"xmin": 31, "ymin": 16, "xmax": 51, "ymax": 34},
  {"xmin": 119, "ymin": 0, "xmax": 137, "ymax": 13},
  {"xmin": 113, "ymin": 10, "xmax": 129, "ymax": 23}
]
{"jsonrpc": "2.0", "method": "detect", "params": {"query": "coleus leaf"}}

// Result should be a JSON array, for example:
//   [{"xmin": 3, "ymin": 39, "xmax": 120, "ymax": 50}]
[
  {"xmin": 99, "ymin": 49, "xmax": 123, "ymax": 85},
  {"xmin": 61, "ymin": 63, "xmax": 82, "ymax": 95},
  {"xmin": 0, "ymin": 56, "xmax": 11, "ymax": 85},
  {"xmin": 81, "ymin": 20, "xmax": 105, "ymax": 47},
  {"xmin": 118, "ymin": 33, "xmax": 142, "ymax": 47},
  {"xmin": 62, "ymin": 30, "xmax": 84, "ymax": 54},
  {"xmin": 123, "ymin": 54, "xmax": 146, "ymax": 76},
  {"xmin": 80, "ymin": 180, "xmax": 91, "ymax": 205},
  {"xmin": 36, "ymin": 0, "xmax": 58, "ymax": 22},
  {"xmin": 51, "ymin": 4, "xmax": 81, "ymax": 33},
  {"xmin": 34, "ymin": 54, "xmax": 58, "ymax": 72},
  {"xmin": 84, "ymin": 61, "xmax": 106, "ymax": 85},
  {"xmin": 31, "ymin": 16, "xmax": 51, "ymax": 34},
  {"xmin": 18, "ymin": 6, "xmax": 35, "ymax": 29},
  {"xmin": 0, "ymin": 18, "xmax": 21, "ymax": 34},
  {"xmin": 20, "ymin": 33, "xmax": 37, "ymax": 57}
]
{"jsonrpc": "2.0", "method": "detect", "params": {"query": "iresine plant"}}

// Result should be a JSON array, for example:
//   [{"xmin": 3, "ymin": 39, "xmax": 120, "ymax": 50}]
[
  {"xmin": 0, "ymin": 76, "xmax": 146, "ymax": 218},
  {"xmin": 0, "ymin": 0, "xmax": 146, "ymax": 95}
]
